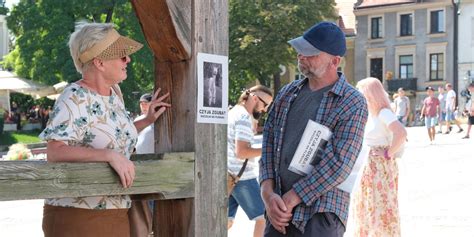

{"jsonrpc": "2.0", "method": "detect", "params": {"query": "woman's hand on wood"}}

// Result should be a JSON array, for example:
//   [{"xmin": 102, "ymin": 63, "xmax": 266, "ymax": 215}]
[
  {"xmin": 106, "ymin": 150, "xmax": 135, "ymax": 188},
  {"xmin": 145, "ymin": 87, "xmax": 171, "ymax": 124}
]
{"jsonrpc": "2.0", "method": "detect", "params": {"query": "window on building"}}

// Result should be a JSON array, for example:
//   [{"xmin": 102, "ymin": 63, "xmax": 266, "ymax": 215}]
[
  {"xmin": 430, "ymin": 10, "xmax": 444, "ymax": 33},
  {"xmin": 370, "ymin": 58, "xmax": 383, "ymax": 82},
  {"xmin": 430, "ymin": 53, "xmax": 444, "ymax": 80},
  {"xmin": 399, "ymin": 55, "xmax": 413, "ymax": 79},
  {"xmin": 371, "ymin": 17, "xmax": 383, "ymax": 39},
  {"xmin": 400, "ymin": 13, "xmax": 413, "ymax": 36}
]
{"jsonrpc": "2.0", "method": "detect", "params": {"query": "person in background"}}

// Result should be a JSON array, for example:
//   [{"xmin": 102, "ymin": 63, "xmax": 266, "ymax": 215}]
[
  {"xmin": 39, "ymin": 22, "xmax": 170, "ymax": 237},
  {"xmin": 39, "ymin": 106, "xmax": 50, "ymax": 130},
  {"xmin": 394, "ymin": 87, "xmax": 410, "ymax": 126},
  {"xmin": 390, "ymin": 93, "xmax": 399, "ymax": 112},
  {"xmin": 420, "ymin": 87, "xmax": 440, "ymax": 144},
  {"xmin": 350, "ymin": 77, "xmax": 407, "ymax": 237},
  {"xmin": 462, "ymin": 83, "xmax": 474, "ymax": 139},
  {"xmin": 129, "ymin": 92, "xmax": 165, "ymax": 237},
  {"xmin": 228, "ymin": 85, "xmax": 273, "ymax": 237},
  {"xmin": 260, "ymin": 21, "xmax": 367, "ymax": 236},
  {"xmin": 444, "ymin": 83, "xmax": 463, "ymax": 134},
  {"xmin": 135, "ymin": 93, "xmax": 155, "ymax": 154},
  {"xmin": 437, "ymin": 86, "xmax": 446, "ymax": 133}
]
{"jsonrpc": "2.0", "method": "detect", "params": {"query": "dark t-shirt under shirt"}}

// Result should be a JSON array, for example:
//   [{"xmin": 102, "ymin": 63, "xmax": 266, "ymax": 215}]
[{"xmin": 279, "ymin": 81, "xmax": 334, "ymax": 194}]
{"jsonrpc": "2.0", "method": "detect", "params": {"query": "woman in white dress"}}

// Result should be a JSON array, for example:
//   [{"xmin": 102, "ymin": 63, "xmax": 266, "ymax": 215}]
[{"xmin": 350, "ymin": 77, "xmax": 407, "ymax": 237}]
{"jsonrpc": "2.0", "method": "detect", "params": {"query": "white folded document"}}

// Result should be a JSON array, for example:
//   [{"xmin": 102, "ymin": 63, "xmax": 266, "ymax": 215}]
[
  {"xmin": 288, "ymin": 119, "xmax": 369, "ymax": 193},
  {"xmin": 288, "ymin": 120, "xmax": 332, "ymax": 176}
]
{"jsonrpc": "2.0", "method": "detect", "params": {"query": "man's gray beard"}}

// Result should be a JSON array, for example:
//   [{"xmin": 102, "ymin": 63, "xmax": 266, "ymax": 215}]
[{"xmin": 298, "ymin": 62, "xmax": 327, "ymax": 80}]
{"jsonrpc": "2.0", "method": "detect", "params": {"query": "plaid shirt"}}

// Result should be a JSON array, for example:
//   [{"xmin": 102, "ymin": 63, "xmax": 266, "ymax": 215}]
[{"xmin": 259, "ymin": 73, "xmax": 368, "ymax": 233}]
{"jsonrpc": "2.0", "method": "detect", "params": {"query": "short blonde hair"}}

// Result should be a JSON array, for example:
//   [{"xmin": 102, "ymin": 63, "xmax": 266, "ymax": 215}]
[
  {"xmin": 356, "ymin": 77, "xmax": 391, "ymax": 114},
  {"xmin": 68, "ymin": 22, "xmax": 115, "ymax": 74}
]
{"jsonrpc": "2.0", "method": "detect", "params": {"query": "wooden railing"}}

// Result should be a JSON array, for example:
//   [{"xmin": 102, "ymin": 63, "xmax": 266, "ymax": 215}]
[{"xmin": 0, "ymin": 153, "xmax": 194, "ymax": 201}]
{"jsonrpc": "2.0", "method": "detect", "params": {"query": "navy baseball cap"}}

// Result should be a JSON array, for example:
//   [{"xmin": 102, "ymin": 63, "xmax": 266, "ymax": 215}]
[{"xmin": 288, "ymin": 21, "xmax": 346, "ymax": 57}]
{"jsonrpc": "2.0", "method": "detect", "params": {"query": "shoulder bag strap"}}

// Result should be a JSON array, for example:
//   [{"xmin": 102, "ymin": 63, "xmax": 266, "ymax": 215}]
[
  {"xmin": 112, "ymin": 84, "xmax": 124, "ymax": 104},
  {"xmin": 236, "ymin": 159, "xmax": 248, "ymax": 178}
]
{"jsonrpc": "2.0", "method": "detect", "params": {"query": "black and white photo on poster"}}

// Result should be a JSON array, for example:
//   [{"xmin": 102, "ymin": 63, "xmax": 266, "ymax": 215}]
[
  {"xmin": 197, "ymin": 53, "xmax": 228, "ymax": 124},
  {"xmin": 203, "ymin": 62, "xmax": 222, "ymax": 108}
]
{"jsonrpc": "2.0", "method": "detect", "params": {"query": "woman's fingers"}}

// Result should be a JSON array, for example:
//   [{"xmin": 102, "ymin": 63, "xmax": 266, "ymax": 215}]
[
  {"xmin": 119, "ymin": 171, "xmax": 127, "ymax": 188},
  {"xmin": 108, "ymin": 151, "xmax": 135, "ymax": 188},
  {"xmin": 152, "ymin": 88, "xmax": 170, "ymax": 103},
  {"xmin": 152, "ymin": 88, "xmax": 162, "ymax": 100},
  {"xmin": 156, "ymin": 92, "xmax": 170, "ymax": 102},
  {"xmin": 154, "ymin": 106, "xmax": 167, "ymax": 118},
  {"xmin": 130, "ymin": 162, "xmax": 136, "ymax": 180},
  {"xmin": 125, "ymin": 170, "xmax": 133, "ymax": 188}
]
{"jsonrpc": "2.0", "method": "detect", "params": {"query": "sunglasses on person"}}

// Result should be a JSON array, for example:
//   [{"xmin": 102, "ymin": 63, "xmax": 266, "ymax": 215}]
[{"xmin": 256, "ymin": 95, "xmax": 269, "ymax": 108}]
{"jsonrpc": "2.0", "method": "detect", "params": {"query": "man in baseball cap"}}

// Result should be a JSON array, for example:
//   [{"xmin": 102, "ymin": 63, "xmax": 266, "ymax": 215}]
[
  {"xmin": 260, "ymin": 21, "xmax": 367, "ymax": 237},
  {"xmin": 139, "ymin": 93, "xmax": 152, "ymax": 115},
  {"xmin": 288, "ymin": 21, "xmax": 346, "ymax": 57}
]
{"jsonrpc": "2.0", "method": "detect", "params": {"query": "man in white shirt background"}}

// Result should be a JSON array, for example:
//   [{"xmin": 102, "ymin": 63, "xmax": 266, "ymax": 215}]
[
  {"xmin": 461, "ymin": 83, "xmax": 474, "ymax": 139},
  {"xmin": 444, "ymin": 83, "xmax": 463, "ymax": 134},
  {"xmin": 394, "ymin": 87, "xmax": 410, "ymax": 126},
  {"xmin": 135, "ymin": 93, "xmax": 154, "ymax": 154},
  {"xmin": 437, "ymin": 86, "xmax": 446, "ymax": 133}
]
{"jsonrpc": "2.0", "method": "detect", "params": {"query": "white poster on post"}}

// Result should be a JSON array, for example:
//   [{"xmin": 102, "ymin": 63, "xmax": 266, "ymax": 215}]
[{"xmin": 197, "ymin": 53, "xmax": 228, "ymax": 124}]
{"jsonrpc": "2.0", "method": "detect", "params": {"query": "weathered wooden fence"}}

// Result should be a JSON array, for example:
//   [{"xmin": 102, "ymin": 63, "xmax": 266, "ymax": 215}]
[{"xmin": 0, "ymin": 153, "xmax": 194, "ymax": 201}]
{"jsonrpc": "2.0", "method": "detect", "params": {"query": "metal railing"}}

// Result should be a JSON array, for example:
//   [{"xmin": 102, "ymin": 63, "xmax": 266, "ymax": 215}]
[{"xmin": 387, "ymin": 77, "xmax": 417, "ymax": 92}]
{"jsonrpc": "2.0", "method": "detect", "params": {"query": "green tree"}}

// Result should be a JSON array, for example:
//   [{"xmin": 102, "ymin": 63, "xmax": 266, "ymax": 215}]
[
  {"xmin": 229, "ymin": 0, "xmax": 336, "ymax": 103},
  {"xmin": 0, "ymin": 0, "xmax": 8, "ymax": 15},
  {"xmin": 4, "ymin": 0, "xmax": 153, "ymax": 112}
]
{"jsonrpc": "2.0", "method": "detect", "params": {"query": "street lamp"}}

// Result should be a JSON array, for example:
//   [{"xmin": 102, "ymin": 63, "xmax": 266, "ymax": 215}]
[{"xmin": 452, "ymin": 0, "xmax": 461, "ymax": 105}]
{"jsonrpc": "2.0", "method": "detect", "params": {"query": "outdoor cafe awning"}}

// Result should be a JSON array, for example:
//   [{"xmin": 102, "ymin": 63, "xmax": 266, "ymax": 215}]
[
  {"xmin": 0, "ymin": 70, "xmax": 56, "ymax": 98},
  {"xmin": 0, "ymin": 70, "xmax": 68, "ymax": 112}
]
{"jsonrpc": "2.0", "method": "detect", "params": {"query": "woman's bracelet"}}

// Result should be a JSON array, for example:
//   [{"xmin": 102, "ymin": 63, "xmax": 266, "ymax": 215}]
[{"xmin": 384, "ymin": 149, "xmax": 392, "ymax": 160}]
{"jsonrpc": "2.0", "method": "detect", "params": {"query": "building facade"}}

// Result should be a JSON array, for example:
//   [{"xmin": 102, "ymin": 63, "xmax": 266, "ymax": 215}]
[
  {"xmin": 0, "ymin": 14, "xmax": 8, "ymax": 61},
  {"xmin": 354, "ymin": 0, "xmax": 456, "ymax": 121}
]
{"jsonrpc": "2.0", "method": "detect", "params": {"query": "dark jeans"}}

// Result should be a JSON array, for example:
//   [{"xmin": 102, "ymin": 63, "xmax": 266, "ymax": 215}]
[{"xmin": 264, "ymin": 212, "xmax": 345, "ymax": 237}]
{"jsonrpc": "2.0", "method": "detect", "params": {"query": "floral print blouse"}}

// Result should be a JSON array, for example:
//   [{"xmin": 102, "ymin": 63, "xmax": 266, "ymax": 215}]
[{"xmin": 39, "ymin": 83, "xmax": 137, "ymax": 209}]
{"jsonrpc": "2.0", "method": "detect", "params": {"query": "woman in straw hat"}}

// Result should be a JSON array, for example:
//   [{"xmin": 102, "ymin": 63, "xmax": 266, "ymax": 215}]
[{"xmin": 39, "ymin": 22, "xmax": 170, "ymax": 237}]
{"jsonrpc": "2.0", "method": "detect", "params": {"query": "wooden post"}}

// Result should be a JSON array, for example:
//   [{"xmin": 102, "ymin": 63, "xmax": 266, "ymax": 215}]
[
  {"xmin": 193, "ymin": 1, "xmax": 228, "ymax": 236},
  {"xmin": 131, "ymin": 0, "xmax": 228, "ymax": 236}
]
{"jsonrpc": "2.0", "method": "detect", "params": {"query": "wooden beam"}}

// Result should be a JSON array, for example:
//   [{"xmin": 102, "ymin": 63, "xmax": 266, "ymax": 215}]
[
  {"xmin": 131, "ymin": 0, "xmax": 191, "ymax": 62},
  {"xmin": 0, "ymin": 153, "xmax": 194, "ymax": 201},
  {"xmin": 193, "ymin": 0, "xmax": 229, "ymax": 236}
]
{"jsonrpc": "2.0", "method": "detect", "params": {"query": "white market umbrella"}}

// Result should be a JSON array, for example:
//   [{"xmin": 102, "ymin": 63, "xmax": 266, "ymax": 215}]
[{"xmin": 0, "ymin": 70, "xmax": 56, "ymax": 112}]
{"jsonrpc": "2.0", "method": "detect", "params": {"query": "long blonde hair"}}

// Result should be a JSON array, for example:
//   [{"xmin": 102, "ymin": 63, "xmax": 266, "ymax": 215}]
[{"xmin": 356, "ymin": 77, "xmax": 391, "ymax": 114}]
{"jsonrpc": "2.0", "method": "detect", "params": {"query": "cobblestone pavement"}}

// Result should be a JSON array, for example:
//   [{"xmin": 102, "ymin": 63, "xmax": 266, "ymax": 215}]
[{"xmin": 1, "ymin": 126, "xmax": 472, "ymax": 236}]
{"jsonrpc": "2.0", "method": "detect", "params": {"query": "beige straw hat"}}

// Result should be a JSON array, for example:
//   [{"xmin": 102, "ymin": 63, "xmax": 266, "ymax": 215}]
[{"xmin": 79, "ymin": 28, "xmax": 143, "ymax": 64}]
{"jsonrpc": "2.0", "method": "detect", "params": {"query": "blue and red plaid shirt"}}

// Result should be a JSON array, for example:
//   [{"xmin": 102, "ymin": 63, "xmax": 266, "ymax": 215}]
[{"xmin": 259, "ymin": 73, "xmax": 368, "ymax": 233}]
